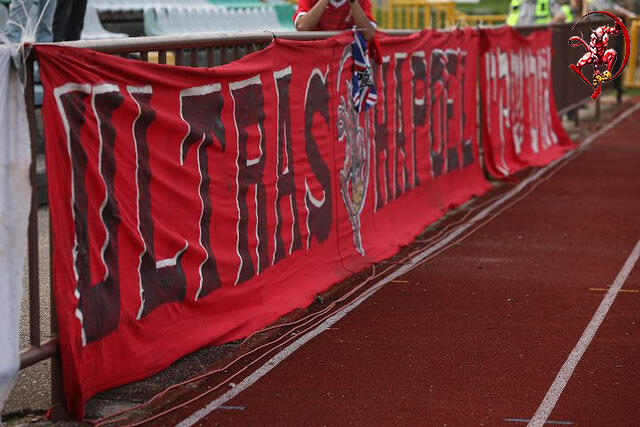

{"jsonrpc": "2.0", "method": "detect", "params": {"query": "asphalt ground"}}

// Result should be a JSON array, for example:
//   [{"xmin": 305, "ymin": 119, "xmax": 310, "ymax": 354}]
[
  {"xmin": 78, "ymin": 100, "xmax": 640, "ymax": 427},
  {"xmin": 4, "ymin": 208, "xmax": 52, "ymax": 419}
]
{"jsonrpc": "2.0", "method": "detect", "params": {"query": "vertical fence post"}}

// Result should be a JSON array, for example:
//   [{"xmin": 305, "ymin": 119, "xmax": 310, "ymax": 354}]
[
  {"xmin": 424, "ymin": 4, "xmax": 431, "ymax": 28},
  {"xmin": 25, "ymin": 47, "xmax": 70, "ymax": 422},
  {"xmin": 206, "ymin": 47, "xmax": 215, "ymax": 67},
  {"xmin": 159, "ymin": 49, "xmax": 167, "ymax": 65},
  {"xmin": 50, "ymin": 297, "xmax": 69, "ymax": 421},
  {"xmin": 25, "ymin": 49, "xmax": 41, "ymax": 350},
  {"xmin": 50, "ymin": 229, "xmax": 68, "ymax": 420},
  {"xmin": 190, "ymin": 48, "xmax": 198, "ymax": 67},
  {"xmin": 411, "ymin": 5, "xmax": 418, "ymax": 29}
]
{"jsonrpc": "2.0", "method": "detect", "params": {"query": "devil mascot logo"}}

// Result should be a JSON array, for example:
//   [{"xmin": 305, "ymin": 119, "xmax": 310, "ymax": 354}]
[{"xmin": 569, "ymin": 11, "xmax": 631, "ymax": 100}]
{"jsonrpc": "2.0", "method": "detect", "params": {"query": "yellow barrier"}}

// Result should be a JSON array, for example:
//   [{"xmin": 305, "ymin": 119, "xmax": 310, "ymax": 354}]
[
  {"xmin": 147, "ymin": 51, "xmax": 176, "ymax": 65},
  {"xmin": 382, "ymin": 0, "xmax": 455, "ymax": 29},
  {"xmin": 625, "ymin": 18, "xmax": 640, "ymax": 88},
  {"xmin": 455, "ymin": 13, "xmax": 506, "ymax": 27},
  {"xmin": 377, "ymin": 0, "xmax": 505, "ymax": 29}
]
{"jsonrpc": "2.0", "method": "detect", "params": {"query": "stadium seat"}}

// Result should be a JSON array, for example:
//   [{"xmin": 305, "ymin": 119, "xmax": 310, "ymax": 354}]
[
  {"xmin": 88, "ymin": 0, "xmax": 211, "ymax": 12},
  {"xmin": 143, "ymin": 4, "xmax": 293, "ymax": 36},
  {"xmin": 81, "ymin": 4, "xmax": 129, "ymax": 39},
  {"xmin": 272, "ymin": 3, "xmax": 296, "ymax": 28},
  {"xmin": 211, "ymin": 0, "xmax": 263, "ymax": 7},
  {"xmin": 0, "ymin": 3, "xmax": 8, "ymax": 33}
]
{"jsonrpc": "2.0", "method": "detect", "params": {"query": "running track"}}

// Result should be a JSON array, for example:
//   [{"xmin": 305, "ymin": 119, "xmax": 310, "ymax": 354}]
[{"xmin": 121, "ymin": 103, "xmax": 640, "ymax": 426}]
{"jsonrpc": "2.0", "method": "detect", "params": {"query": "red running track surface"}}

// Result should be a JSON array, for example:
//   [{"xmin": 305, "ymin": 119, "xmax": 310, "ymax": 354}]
[{"xmin": 140, "ymin": 104, "xmax": 640, "ymax": 426}]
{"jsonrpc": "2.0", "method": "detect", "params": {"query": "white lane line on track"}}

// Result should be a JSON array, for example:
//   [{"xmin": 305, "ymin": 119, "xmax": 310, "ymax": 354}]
[
  {"xmin": 526, "ymin": 102, "xmax": 640, "ymax": 427},
  {"xmin": 505, "ymin": 418, "xmax": 573, "ymax": 425},
  {"xmin": 528, "ymin": 237, "xmax": 640, "ymax": 427},
  {"xmin": 177, "ymin": 104, "xmax": 640, "ymax": 427}
]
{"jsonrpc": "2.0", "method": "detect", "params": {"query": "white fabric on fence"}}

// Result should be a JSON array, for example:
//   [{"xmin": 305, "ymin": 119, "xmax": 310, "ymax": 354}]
[{"xmin": 0, "ymin": 44, "xmax": 31, "ymax": 421}]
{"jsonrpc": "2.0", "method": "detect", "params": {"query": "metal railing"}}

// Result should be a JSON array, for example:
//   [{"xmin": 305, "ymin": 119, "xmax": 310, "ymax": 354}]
[
  {"xmin": 20, "ymin": 54, "xmax": 72, "ymax": 422},
  {"xmin": 18, "ymin": 29, "xmax": 415, "ymax": 421},
  {"xmin": 17, "ymin": 23, "xmax": 610, "ymax": 421}
]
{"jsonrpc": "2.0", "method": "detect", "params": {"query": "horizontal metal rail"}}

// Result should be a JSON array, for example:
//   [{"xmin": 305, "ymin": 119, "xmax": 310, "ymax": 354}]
[
  {"xmin": 19, "ymin": 338, "xmax": 59, "ymax": 370},
  {"xmin": 43, "ymin": 30, "xmax": 417, "ymax": 67},
  {"xmin": 52, "ymin": 30, "xmax": 415, "ymax": 52}
]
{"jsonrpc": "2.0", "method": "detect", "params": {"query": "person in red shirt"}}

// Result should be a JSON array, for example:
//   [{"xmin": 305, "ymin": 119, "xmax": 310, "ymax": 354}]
[{"xmin": 293, "ymin": 0, "xmax": 377, "ymax": 40}]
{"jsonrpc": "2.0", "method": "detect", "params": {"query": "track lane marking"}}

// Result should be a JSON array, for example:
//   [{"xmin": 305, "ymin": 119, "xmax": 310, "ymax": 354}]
[
  {"xmin": 178, "ymin": 103, "xmax": 640, "ymax": 427},
  {"xmin": 218, "ymin": 405, "xmax": 246, "ymax": 410},
  {"xmin": 527, "ymin": 237, "xmax": 640, "ymax": 427},
  {"xmin": 589, "ymin": 287, "xmax": 639, "ymax": 293},
  {"xmin": 505, "ymin": 418, "xmax": 573, "ymax": 425}
]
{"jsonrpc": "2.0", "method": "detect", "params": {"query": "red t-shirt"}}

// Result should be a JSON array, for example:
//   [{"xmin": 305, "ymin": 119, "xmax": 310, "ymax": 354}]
[{"xmin": 293, "ymin": 0, "xmax": 376, "ymax": 31}]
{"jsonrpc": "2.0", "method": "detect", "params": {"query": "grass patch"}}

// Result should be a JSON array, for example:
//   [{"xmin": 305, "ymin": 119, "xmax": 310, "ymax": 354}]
[
  {"xmin": 456, "ymin": 0, "xmax": 510, "ymax": 15},
  {"xmin": 623, "ymin": 87, "xmax": 640, "ymax": 96}
]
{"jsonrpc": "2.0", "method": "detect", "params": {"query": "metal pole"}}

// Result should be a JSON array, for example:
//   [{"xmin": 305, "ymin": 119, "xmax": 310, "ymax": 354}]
[
  {"xmin": 25, "ymin": 49, "xmax": 41, "ymax": 348},
  {"xmin": 50, "ymin": 299, "xmax": 69, "ymax": 421},
  {"xmin": 40, "ymin": 52, "xmax": 70, "ymax": 419},
  {"xmin": 23, "ymin": 46, "xmax": 69, "ymax": 421}
]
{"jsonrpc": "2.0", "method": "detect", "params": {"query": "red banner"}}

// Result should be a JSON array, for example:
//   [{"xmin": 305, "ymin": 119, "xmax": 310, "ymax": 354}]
[
  {"xmin": 36, "ymin": 29, "xmax": 489, "ymax": 418},
  {"xmin": 480, "ymin": 27, "xmax": 574, "ymax": 178}
]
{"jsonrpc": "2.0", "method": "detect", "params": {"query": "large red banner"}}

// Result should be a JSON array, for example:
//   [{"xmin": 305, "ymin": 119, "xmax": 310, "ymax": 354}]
[
  {"xmin": 36, "ymin": 29, "xmax": 489, "ymax": 417},
  {"xmin": 480, "ymin": 27, "xmax": 574, "ymax": 178}
]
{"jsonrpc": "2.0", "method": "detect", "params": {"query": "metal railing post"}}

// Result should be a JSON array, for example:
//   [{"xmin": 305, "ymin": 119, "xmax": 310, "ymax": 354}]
[
  {"xmin": 25, "ymin": 49, "xmax": 41, "ymax": 350},
  {"xmin": 48, "ymin": 160, "xmax": 68, "ymax": 421},
  {"xmin": 625, "ymin": 19, "xmax": 639, "ymax": 88},
  {"xmin": 50, "ymin": 297, "xmax": 69, "ymax": 421},
  {"xmin": 23, "ymin": 45, "xmax": 70, "ymax": 422}
]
